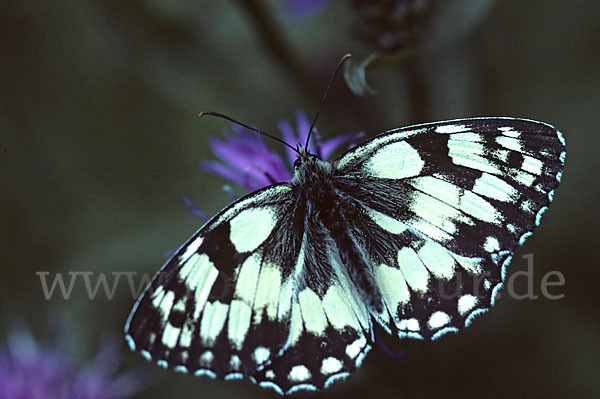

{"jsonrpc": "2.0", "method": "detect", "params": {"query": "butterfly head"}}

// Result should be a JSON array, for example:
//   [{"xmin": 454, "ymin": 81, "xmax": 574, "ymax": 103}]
[{"xmin": 292, "ymin": 145, "xmax": 333, "ymax": 187}]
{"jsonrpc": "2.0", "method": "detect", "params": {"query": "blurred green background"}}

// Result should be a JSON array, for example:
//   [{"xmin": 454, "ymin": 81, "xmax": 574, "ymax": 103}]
[{"xmin": 2, "ymin": 0, "xmax": 599, "ymax": 398}]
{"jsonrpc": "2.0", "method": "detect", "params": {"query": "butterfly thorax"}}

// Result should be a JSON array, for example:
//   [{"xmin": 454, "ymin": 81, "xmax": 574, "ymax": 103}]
[
  {"xmin": 291, "ymin": 147, "xmax": 385, "ymax": 312},
  {"xmin": 291, "ymin": 148, "xmax": 333, "ymax": 185}
]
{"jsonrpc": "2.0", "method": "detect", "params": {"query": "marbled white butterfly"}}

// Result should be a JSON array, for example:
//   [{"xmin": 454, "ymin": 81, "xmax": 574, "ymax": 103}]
[{"xmin": 124, "ymin": 62, "xmax": 565, "ymax": 396}]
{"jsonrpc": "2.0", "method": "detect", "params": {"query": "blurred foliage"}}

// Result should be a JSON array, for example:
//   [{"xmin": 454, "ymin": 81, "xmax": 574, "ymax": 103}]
[{"xmin": 1, "ymin": 0, "xmax": 599, "ymax": 398}]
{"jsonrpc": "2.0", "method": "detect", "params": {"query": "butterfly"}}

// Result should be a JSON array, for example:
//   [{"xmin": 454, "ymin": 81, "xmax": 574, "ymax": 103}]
[{"xmin": 124, "ymin": 112, "xmax": 565, "ymax": 394}]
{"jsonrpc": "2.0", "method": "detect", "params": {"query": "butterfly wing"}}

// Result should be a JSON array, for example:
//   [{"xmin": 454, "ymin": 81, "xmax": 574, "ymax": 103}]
[
  {"xmin": 334, "ymin": 117, "xmax": 565, "ymax": 339},
  {"xmin": 125, "ymin": 184, "xmax": 304, "ymax": 379},
  {"xmin": 126, "ymin": 182, "xmax": 374, "ymax": 394},
  {"xmin": 251, "ymin": 219, "xmax": 372, "ymax": 394}
]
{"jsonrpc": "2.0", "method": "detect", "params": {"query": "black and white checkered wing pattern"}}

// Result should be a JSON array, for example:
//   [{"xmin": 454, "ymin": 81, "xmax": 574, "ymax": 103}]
[
  {"xmin": 334, "ymin": 118, "xmax": 565, "ymax": 339},
  {"xmin": 252, "ymin": 221, "xmax": 373, "ymax": 395},
  {"xmin": 124, "ymin": 183, "xmax": 373, "ymax": 395},
  {"xmin": 125, "ymin": 184, "xmax": 302, "ymax": 380}
]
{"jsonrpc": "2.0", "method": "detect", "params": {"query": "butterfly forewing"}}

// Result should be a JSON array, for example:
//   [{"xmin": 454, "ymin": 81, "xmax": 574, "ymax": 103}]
[{"xmin": 334, "ymin": 117, "xmax": 565, "ymax": 339}]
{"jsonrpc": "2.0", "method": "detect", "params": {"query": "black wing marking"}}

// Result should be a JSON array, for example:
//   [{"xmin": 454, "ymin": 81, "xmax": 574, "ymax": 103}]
[
  {"xmin": 333, "ymin": 118, "xmax": 565, "ymax": 339},
  {"xmin": 125, "ymin": 184, "xmax": 304, "ymax": 379}
]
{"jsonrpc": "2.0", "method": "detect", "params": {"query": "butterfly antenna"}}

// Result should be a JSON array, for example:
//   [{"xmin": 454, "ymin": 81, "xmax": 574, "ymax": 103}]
[
  {"xmin": 305, "ymin": 54, "xmax": 352, "ymax": 149},
  {"xmin": 199, "ymin": 111, "xmax": 299, "ymax": 154}
]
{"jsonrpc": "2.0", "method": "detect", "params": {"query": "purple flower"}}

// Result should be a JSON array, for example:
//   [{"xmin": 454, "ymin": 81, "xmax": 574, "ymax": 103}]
[
  {"xmin": 0, "ymin": 325, "xmax": 144, "ymax": 399},
  {"xmin": 285, "ymin": 0, "xmax": 335, "ymax": 18},
  {"xmin": 201, "ymin": 110, "xmax": 363, "ymax": 192}
]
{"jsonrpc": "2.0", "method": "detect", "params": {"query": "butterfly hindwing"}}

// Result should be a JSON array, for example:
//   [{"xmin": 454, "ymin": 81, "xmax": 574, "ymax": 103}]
[
  {"xmin": 252, "ymin": 226, "xmax": 373, "ymax": 394},
  {"xmin": 334, "ymin": 117, "xmax": 565, "ymax": 339}
]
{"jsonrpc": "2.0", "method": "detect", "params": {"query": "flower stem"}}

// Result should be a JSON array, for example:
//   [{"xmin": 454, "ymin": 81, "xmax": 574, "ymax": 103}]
[{"xmin": 236, "ymin": 0, "xmax": 315, "ymax": 99}]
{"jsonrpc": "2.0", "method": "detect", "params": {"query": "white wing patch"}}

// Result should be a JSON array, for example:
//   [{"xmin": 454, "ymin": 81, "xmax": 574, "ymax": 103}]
[
  {"xmin": 200, "ymin": 301, "xmax": 229, "ymax": 346},
  {"xmin": 397, "ymin": 247, "xmax": 429, "ymax": 293},
  {"xmin": 364, "ymin": 141, "xmax": 424, "ymax": 179},
  {"xmin": 298, "ymin": 288, "xmax": 328, "ymax": 336},
  {"xmin": 375, "ymin": 263, "xmax": 411, "ymax": 311},
  {"xmin": 472, "ymin": 173, "xmax": 518, "ymax": 202},
  {"xmin": 416, "ymin": 241, "xmax": 455, "ymax": 280},
  {"xmin": 365, "ymin": 207, "xmax": 409, "ymax": 234},
  {"xmin": 229, "ymin": 207, "xmax": 277, "ymax": 252}
]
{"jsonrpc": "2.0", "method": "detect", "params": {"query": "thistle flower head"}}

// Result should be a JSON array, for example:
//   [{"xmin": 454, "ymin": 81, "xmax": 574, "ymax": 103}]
[
  {"xmin": 0, "ymin": 325, "xmax": 143, "ymax": 399},
  {"xmin": 285, "ymin": 0, "xmax": 335, "ymax": 18},
  {"xmin": 201, "ymin": 110, "xmax": 363, "ymax": 192}
]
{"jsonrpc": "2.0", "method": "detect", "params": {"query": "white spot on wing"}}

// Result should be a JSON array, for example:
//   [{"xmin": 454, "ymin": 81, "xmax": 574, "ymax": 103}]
[
  {"xmin": 227, "ymin": 300, "xmax": 252, "ymax": 350},
  {"xmin": 409, "ymin": 176, "xmax": 461, "ymax": 210},
  {"xmin": 458, "ymin": 294, "xmax": 478, "ymax": 315},
  {"xmin": 335, "ymin": 129, "xmax": 426, "ymax": 169},
  {"xmin": 125, "ymin": 335, "xmax": 136, "ymax": 351},
  {"xmin": 375, "ymin": 263, "xmax": 410, "ymax": 320},
  {"xmin": 157, "ymin": 290, "xmax": 175, "ymax": 322},
  {"xmin": 498, "ymin": 126, "xmax": 521, "ymax": 137},
  {"xmin": 520, "ymin": 199, "xmax": 535, "ymax": 213},
  {"xmin": 513, "ymin": 170, "xmax": 536, "ymax": 186},
  {"xmin": 496, "ymin": 135, "xmax": 522, "ymax": 152},
  {"xmin": 397, "ymin": 247, "xmax": 429, "ymax": 293},
  {"xmin": 521, "ymin": 155, "xmax": 544, "ymax": 175},
  {"xmin": 151, "ymin": 286, "xmax": 165, "ymax": 310},
  {"xmin": 410, "ymin": 191, "xmax": 462, "ymax": 235},
  {"xmin": 448, "ymin": 138, "xmax": 502, "ymax": 175},
  {"xmin": 322, "ymin": 285, "xmax": 361, "ymax": 330},
  {"xmin": 417, "ymin": 241, "xmax": 456, "ymax": 280},
  {"xmin": 229, "ymin": 207, "xmax": 277, "ymax": 253},
  {"xmin": 180, "ymin": 237, "xmax": 203, "ymax": 262},
  {"xmin": 179, "ymin": 323, "xmax": 193, "ymax": 348},
  {"xmin": 459, "ymin": 191, "xmax": 502, "ymax": 224},
  {"xmin": 234, "ymin": 253, "xmax": 261, "ymax": 304},
  {"xmin": 141, "ymin": 350, "xmax": 152, "ymax": 361},
  {"xmin": 428, "ymin": 311, "xmax": 451, "ymax": 329},
  {"xmin": 199, "ymin": 301, "xmax": 229, "ymax": 346},
  {"xmin": 200, "ymin": 350, "xmax": 214, "ymax": 367},
  {"xmin": 230, "ymin": 355, "xmax": 241, "ymax": 370},
  {"xmin": 364, "ymin": 141, "xmax": 424, "ymax": 179},
  {"xmin": 253, "ymin": 346, "xmax": 270, "ymax": 364},
  {"xmin": 298, "ymin": 288, "xmax": 328, "ymax": 336},
  {"xmin": 366, "ymin": 207, "xmax": 408, "ymax": 234},
  {"xmin": 181, "ymin": 254, "xmax": 219, "ymax": 319},
  {"xmin": 288, "ymin": 365, "xmax": 311, "ymax": 382},
  {"xmin": 398, "ymin": 318, "xmax": 419, "ymax": 331},
  {"xmin": 287, "ymin": 302, "xmax": 303, "ymax": 347},
  {"xmin": 321, "ymin": 357, "xmax": 343, "ymax": 374},
  {"xmin": 472, "ymin": 173, "xmax": 518, "ymax": 202},
  {"xmin": 346, "ymin": 336, "xmax": 367, "ymax": 359},
  {"xmin": 252, "ymin": 262, "xmax": 282, "ymax": 324},
  {"xmin": 452, "ymin": 254, "xmax": 483, "ymax": 274},
  {"xmin": 436, "ymin": 124, "xmax": 467, "ymax": 134},
  {"xmin": 483, "ymin": 236, "xmax": 500, "ymax": 253},
  {"xmin": 410, "ymin": 220, "xmax": 453, "ymax": 242}
]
